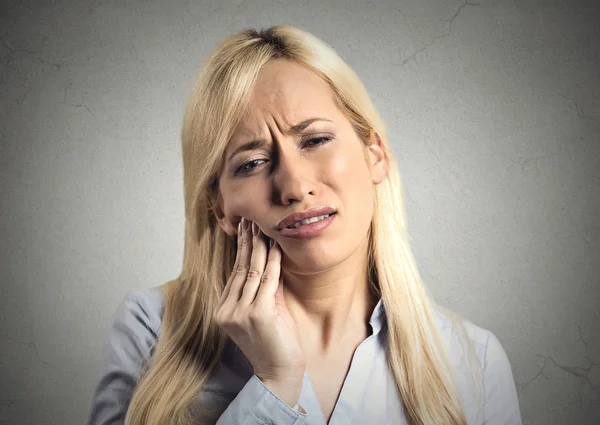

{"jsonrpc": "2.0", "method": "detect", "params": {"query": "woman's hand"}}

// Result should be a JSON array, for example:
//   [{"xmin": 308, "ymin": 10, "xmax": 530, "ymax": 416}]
[{"xmin": 214, "ymin": 217, "xmax": 306, "ymax": 406}]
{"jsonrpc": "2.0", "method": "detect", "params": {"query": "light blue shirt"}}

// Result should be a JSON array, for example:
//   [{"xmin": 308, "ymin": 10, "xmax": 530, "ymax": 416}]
[{"xmin": 87, "ymin": 287, "xmax": 523, "ymax": 425}]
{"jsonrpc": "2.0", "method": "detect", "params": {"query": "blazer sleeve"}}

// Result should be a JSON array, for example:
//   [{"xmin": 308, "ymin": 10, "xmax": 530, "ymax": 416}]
[
  {"xmin": 87, "ymin": 289, "xmax": 307, "ymax": 425},
  {"xmin": 214, "ymin": 374, "xmax": 307, "ymax": 425},
  {"xmin": 86, "ymin": 290, "xmax": 160, "ymax": 425},
  {"xmin": 483, "ymin": 330, "xmax": 523, "ymax": 425}
]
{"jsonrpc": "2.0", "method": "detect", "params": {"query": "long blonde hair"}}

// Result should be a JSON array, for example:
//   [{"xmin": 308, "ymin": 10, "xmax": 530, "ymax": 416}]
[{"xmin": 124, "ymin": 25, "xmax": 483, "ymax": 425}]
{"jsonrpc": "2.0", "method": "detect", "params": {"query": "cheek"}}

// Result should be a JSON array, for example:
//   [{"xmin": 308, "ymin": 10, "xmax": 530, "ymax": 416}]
[
  {"xmin": 328, "ymin": 146, "xmax": 371, "ymax": 186},
  {"xmin": 328, "ymin": 147, "xmax": 374, "ymax": 217},
  {"xmin": 220, "ymin": 184, "xmax": 252, "ymax": 219}
]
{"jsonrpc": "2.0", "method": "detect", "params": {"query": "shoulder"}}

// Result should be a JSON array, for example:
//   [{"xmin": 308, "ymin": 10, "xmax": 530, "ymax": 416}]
[
  {"xmin": 432, "ymin": 306, "xmax": 506, "ymax": 365},
  {"xmin": 116, "ymin": 286, "xmax": 165, "ymax": 337},
  {"xmin": 88, "ymin": 287, "xmax": 167, "ymax": 424},
  {"xmin": 432, "ymin": 307, "xmax": 522, "ymax": 422},
  {"xmin": 99, "ymin": 286, "xmax": 166, "ymax": 372},
  {"xmin": 124, "ymin": 286, "xmax": 166, "ymax": 319},
  {"xmin": 432, "ymin": 307, "xmax": 518, "ymax": 400}
]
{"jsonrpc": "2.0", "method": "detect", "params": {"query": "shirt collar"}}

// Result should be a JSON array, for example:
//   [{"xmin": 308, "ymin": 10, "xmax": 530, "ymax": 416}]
[{"xmin": 368, "ymin": 298, "xmax": 385, "ymax": 335}]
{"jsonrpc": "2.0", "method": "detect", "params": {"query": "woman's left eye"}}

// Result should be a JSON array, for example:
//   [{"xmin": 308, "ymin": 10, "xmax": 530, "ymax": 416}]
[{"xmin": 304, "ymin": 136, "xmax": 333, "ymax": 147}]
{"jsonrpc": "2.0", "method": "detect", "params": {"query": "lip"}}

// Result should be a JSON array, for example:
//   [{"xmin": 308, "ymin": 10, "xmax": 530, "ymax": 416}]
[
  {"xmin": 276, "ymin": 206, "xmax": 336, "ymax": 230},
  {"xmin": 279, "ymin": 212, "xmax": 336, "ymax": 239}
]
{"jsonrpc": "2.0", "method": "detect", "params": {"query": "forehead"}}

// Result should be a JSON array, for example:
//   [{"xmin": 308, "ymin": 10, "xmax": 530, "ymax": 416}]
[{"xmin": 235, "ymin": 60, "xmax": 338, "ymax": 135}]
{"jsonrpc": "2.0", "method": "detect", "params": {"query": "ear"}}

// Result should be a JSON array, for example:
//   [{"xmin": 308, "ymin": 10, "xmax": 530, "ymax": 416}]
[
  {"xmin": 367, "ymin": 131, "xmax": 388, "ymax": 185},
  {"xmin": 214, "ymin": 204, "xmax": 238, "ymax": 237}
]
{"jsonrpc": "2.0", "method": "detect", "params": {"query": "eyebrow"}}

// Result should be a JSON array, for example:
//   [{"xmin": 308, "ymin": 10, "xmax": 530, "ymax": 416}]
[{"xmin": 227, "ymin": 118, "xmax": 333, "ymax": 162}]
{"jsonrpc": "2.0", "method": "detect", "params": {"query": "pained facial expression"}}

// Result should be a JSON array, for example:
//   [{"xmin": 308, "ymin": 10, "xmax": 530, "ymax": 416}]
[{"xmin": 216, "ymin": 59, "xmax": 387, "ymax": 274}]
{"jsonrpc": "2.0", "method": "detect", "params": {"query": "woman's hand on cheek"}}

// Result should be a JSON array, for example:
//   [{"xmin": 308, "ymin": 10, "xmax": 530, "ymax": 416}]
[{"xmin": 214, "ymin": 217, "xmax": 305, "ymax": 408}]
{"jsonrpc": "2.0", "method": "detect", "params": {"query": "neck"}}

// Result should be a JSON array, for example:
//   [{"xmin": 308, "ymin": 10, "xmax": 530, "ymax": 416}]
[{"xmin": 281, "ymin": 236, "xmax": 378, "ymax": 355}]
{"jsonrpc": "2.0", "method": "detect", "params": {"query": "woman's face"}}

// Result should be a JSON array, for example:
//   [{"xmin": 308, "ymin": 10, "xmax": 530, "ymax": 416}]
[{"xmin": 216, "ymin": 59, "xmax": 387, "ymax": 274}]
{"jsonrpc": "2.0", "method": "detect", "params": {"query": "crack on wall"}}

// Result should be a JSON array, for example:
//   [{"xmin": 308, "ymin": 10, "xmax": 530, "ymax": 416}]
[
  {"xmin": 0, "ymin": 332, "xmax": 58, "ymax": 369},
  {"xmin": 1, "ymin": 41, "xmax": 32, "ymax": 81},
  {"xmin": 2, "ymin": 40, "xmax": 37, "ymax": 57},
  {"xmin": 394, "ymin": 0, "xmax": 480, "ymax": 68},
  {"xmin": 60, "ymin": 81, "xmax": 95, "ymax": 116},
  {"xmin": 2, "ymin": 37, "xmax": 65, "ymax": 71},
  {"xmin": 395, "ymin": 4, "xmax": 408, "ymax": 20},
  {"xmin": 516, "ymin": 324, "xmax": 600, "ymax": 397},
  {"xmin": 556, "ymin": 92, "xmax": 595, "ymax": 121},
  {"xmin": 1, "ymin": 37, "xmax": 65, "ymax": 90},
  {"xmin": 503, "ymin": 146, "xmax": 573, "ymax": 174},
  {"xmin": 516, "ymin": 356, "xmax": 551, "ymax": 391}
]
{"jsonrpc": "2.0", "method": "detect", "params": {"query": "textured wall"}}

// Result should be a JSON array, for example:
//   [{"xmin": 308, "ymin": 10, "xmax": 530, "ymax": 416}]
[{"xmin": 1, "ymin": 0, "xmax": 598, "ymax": 424}]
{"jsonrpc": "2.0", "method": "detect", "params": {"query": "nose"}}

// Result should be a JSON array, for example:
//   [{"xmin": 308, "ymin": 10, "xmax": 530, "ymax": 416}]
[{"xmin": 272, "ymin": 148, "xmax": 317, "ymax": 206}]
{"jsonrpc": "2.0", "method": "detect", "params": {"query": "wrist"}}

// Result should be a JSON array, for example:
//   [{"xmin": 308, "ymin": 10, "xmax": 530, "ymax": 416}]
[{"xmin": 255, "ymin": 365, "xmax": 306, "ymax": 385}]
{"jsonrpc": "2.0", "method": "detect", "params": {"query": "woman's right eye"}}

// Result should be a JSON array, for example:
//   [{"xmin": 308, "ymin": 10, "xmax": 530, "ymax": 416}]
[{"xmin": 235, "ymin": 159, "xmax": 267, "ymax": 175}]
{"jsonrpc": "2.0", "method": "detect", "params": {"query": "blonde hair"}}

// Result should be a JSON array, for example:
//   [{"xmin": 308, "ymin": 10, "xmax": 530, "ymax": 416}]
[{"xmin": 124, "ymin": 25, "xmax": 483, "ymax": 425}]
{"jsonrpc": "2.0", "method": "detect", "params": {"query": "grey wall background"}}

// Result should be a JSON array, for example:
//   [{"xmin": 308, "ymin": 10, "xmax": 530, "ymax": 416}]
[{"xmin": 1, "ymin": 0, "xmax": 598, "ymax": 424}]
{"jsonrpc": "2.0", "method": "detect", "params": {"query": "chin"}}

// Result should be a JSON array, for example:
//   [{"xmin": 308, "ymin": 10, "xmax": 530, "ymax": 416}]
[{"xmin": 280, "ymin": 244, "xmax": 348, "ymax": 274}]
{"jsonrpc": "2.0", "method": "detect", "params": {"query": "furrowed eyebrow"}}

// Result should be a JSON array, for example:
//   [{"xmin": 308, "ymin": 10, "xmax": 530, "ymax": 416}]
[
  {"xmin": 227, "ymin": 118, "xmax": 332, "ymax": 162},
  {"xmin": 288, "ymin": 117, "xmax": 332, "ymax": 133}
]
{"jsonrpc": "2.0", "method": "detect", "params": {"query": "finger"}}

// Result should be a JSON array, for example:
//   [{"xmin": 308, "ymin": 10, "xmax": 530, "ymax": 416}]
[
  {"xmin": 224, "ymin": 217, "xmax": 253, "ymax": 305},
  {"xmin": 239, "ymin": 221, "xmax": 269, "ymax": 305},
  {"xmin": 274, "ymin": 274, "xmax": 285, "ymax": 304},
  {"xmin": 255, "ymin": 241, "xmax": 282, "ymax": 304},
  {"xmin": 219, "ymin": 218, "xmax": 243, "ymax": 305}
]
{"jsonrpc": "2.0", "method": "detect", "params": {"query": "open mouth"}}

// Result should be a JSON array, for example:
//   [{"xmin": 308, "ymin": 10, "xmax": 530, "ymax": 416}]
[{"xmin": 286, "ymin": 212, "xmax": 335, "ymax": 229}]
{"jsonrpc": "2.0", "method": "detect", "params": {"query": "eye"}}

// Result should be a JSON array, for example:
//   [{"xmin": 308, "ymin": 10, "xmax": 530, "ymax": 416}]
[
  {"xmin": 235, "ymin": 158, "xmax": 267, "ymax": 175},
  {"xmin": 304, "ymin": 136, "xmax": 333, "ymax": 147}
]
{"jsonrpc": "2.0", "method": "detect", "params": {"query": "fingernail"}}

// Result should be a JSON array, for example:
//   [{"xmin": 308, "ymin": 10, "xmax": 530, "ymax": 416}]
[
  {"xmin": 269, "ymin": 238, "xmax": 273, "ymax": 248},
  {"xmin": 238, "ymin": 221, "xmax": 241, "ymax": 235},
  {"xmin": 252, "ymin": 221, "xmax": 258, "ymax": 236}
]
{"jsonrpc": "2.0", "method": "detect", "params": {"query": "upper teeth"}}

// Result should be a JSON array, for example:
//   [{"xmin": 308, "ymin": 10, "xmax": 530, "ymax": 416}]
[{"xmin": 287, "ymin": 213, "xmax": 331, "ymax": 229}]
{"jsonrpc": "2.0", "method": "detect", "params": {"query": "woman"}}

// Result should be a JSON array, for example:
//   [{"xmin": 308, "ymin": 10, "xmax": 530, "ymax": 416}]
[{"xmin": 87, "ymin": 25, "xmax": 522, "ymax": 425}]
